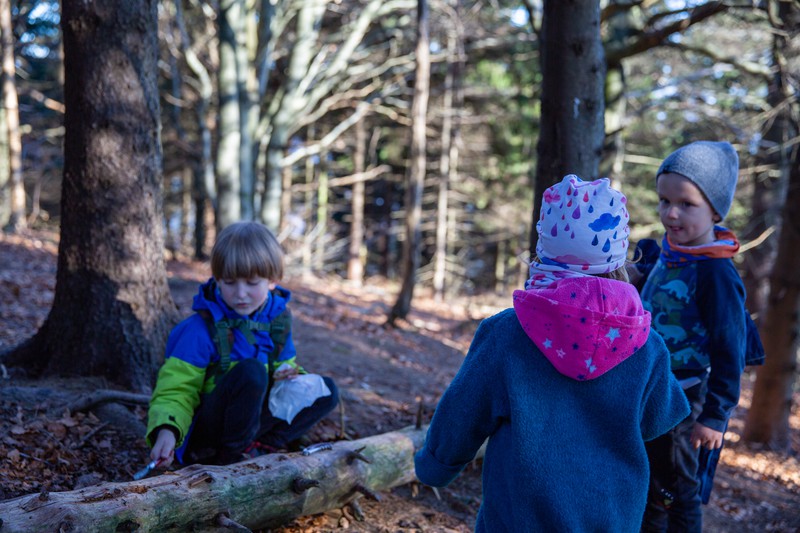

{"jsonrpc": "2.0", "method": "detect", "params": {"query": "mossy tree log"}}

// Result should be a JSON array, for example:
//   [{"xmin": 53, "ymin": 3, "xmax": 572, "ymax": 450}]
[{"xmin": 0, "ymin": 426, "xmax": 431, "ymax": 532}]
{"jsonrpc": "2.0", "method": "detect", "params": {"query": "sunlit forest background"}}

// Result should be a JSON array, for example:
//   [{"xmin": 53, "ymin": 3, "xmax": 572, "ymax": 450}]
[{"xmin": 1, "ymin": 1, "xmax": 793, "ymax": 297}]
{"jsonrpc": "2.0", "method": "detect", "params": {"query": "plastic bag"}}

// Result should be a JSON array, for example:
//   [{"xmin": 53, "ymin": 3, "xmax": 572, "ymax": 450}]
[{"xmin": 268, "ymin": 363, "xmax": 331, "ymax": 424}]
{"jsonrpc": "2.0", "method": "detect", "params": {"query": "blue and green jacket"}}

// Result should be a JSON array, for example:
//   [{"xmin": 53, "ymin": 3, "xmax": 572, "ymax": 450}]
[
  {"xmin": 146, "ymin": 278, "xmax": 299, "ymax": 455},
  {"xmin": 640, "ymin": 255, "xmax": 746, "ymax": 432}
]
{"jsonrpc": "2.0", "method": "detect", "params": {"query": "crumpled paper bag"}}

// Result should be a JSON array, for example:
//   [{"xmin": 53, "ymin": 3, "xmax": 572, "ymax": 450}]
[{"xmin": 268, "ymin": 363, "xmax": 331, "ymax": 424}]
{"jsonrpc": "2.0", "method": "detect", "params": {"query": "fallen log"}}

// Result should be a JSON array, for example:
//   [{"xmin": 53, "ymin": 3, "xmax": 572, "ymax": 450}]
[{"xmin": 0, "ymin": 425, "xmax": 428, "ymax": 532}]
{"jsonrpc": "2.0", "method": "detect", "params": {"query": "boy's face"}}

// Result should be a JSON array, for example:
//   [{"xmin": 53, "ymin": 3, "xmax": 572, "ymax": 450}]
[
  {"xmin": 217, "ymin": 277, "xmax": 276, "ymax": 316},
  {"xmin": 657, "ymin": 172, "xmax": 719, "ymax": 247}
]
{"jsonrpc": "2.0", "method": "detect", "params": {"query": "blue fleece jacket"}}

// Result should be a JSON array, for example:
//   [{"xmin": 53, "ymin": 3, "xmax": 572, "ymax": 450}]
[{"xmin": 415, "ymin": 278, "xmax": 689, "ymax": 532}]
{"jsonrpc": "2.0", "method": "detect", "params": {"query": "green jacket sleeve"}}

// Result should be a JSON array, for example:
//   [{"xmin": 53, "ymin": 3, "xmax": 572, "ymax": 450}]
[{"xmin": 146, "ymin": 357, "xmax": 206, "ymax": 447}]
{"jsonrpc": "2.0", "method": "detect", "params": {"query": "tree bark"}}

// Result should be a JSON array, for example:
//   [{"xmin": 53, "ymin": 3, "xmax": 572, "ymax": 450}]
[
  {"xmin": 0, "ymin": 426, "xmax": 431, "ymax": 532},
  {"xmin": 0, "ymin": 0, "xmax": 25, "ymax": 232},
  {"xmin": 389, "ymin": 0, "xmax": 430, "ymax": 324},
  {"xmin": 743, "ymin": 0, "xmax": 800, "ymax": 448},
  {"xmin": 743, "ymin": 134, "xmax": 800, "ymax": 450},
  {"xmin": 216, "ymin": 0, "xmax": 245, "ymax": 229},
  {"xmin": 347, "ymin": 117, "xmax": 367, "ymax": 284},
  {"xmin": 0, "ymin": 0, "xmax": 178, "ymax": 393},
  {"xmin": 532, "ymin": 0, "xmax": 605, "ymax": 253}
]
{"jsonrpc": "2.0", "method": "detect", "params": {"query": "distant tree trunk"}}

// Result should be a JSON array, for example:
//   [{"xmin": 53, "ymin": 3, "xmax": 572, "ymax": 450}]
[
  {"xmin": 433, "ymin": 25, "xmax": 459, "ymax": 302},
  {"xmin": 1, "ymin": 0, "xmax": 178, "ymax": 393},
  {"xmin": 389, "ymin": 0, "xmax": 429, "ymax": 325},
  {"xmin": 0, "ymin": 0, "xmax": 24, "ymax": 232},
  {"xmin": 261, "ymin": 1, "xmax": 325, "ymax": 231},
  {"xmin": 314, "ymin": 145, "xmax": 329, "ymax": 268},
  {"xmin": 347, "ymin": 117, "xmax": 367, "ymax": 284},
  {"xmin": 216, "ymin": 0, "xmax": 245, "ymax": 229},
  {"xmin": 172, "ymin": 0, "xmax": 215, "ymax": 257},
  {"xmin": 0, "ymin": 77, "xmax": 8, "ymax": 227},
  {"xmin": 238, "ymin": 1, "xmax": 255, "ymax": 221},
  {"xmin": 743, "ymin": 0, "xmax": 800, "ymax": 451},
  {"xmin": 532, "ymin": 0, "xmax": 605, "ymax": 253}
]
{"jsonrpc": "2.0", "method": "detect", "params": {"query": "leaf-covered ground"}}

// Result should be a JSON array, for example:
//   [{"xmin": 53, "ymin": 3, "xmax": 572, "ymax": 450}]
[{"xmin": 1, "ymin": 229, "xmax": 799, "ymax": 532}]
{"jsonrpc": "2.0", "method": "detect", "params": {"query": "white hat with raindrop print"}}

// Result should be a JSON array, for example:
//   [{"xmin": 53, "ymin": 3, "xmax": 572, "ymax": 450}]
[{"xmin": 534, "ymin": 174, "xmax": 630, "ymax": 275}]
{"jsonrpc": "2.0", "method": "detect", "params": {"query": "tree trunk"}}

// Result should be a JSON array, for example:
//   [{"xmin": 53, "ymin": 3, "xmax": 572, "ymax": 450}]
[
  {"xmin": 741, "ymin": 0, "xmax": 796, "ymax": 324},
  {"xmin": 260, "ymin": 1, "xmax": 326, "ymax": 231},
  {"xmin": 0, "ymin": 0, "xmax": 178, "ymax": 393},
  {"xmin": 0, "ymin": 0, "xmax": 25, "ymax": 232},
  {"xmin": 743, "ymin": 0, "xmax": 800, "ymax": 449},
  {"xmin": 743, "ymin": 132, "xmax": 800, "ymax": 450},
  {"xmin": 315, "ymin": 144, "xmax": 330, "ymax": 268},
  {"xmin": 389, "ymin": 0, "xmax": 430, "ymax": 324},
  {"xmin": 0, "ymin": 426, "xmax": 431, "ymax": 532},
  {"xmin": 216, "ymin": 0, "xmax": 245, "ymax": 229},
  {"xmin": 532, "ymin": 0, "xmax": 605, "ymax": 253},
  {"xmin": 347, "ymin": 117, "xmax": 367, "ymax": 284},
  {"xmin": 172, "ymin": 0, "xmax": 216, "ymax": 258},
  {"xmin": 433, "ymin": 26, "xmax": 456, "ymax": 302}
]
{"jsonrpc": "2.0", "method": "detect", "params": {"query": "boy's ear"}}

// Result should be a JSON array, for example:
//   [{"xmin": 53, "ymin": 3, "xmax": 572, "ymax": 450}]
[{"xmin": 269, "ymin": 281, "xmax": 277, "ymax": 290}]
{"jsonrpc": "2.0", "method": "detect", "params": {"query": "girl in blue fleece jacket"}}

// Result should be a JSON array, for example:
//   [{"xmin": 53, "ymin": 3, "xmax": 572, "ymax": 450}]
[{"xmin": 415, "ymin": 175, "xmax": 689, "ymax": 532}]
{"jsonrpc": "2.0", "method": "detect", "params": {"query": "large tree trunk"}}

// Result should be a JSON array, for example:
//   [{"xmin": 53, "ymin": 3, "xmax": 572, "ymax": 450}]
[
  {"xmin": 0, "ymin": 0, "xmax": 178, "ymax": 393},
  {"xmin": 743, "ymin": 129, "xmax": 800, "ymax": 450},
  {"xmin": 532, "ymin": 0, "xmax": 605, "ymax": 253},
  {"xmin": 743, "ymin": 0, "xmax": 800, "ymax": 448},
  {"xmin": 0, "ymin": 0, "xmax": 25, "ymax": 232},
  {"xmin": 389, "ymin": 0, "xmax": 430, "ymax": 324},
  {"xmin": 0, "ymin": 426, "xmax": 431, "ymax": 532}
]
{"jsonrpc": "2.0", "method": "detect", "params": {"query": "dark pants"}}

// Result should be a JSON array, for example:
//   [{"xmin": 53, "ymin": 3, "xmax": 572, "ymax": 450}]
[
  {"xmin": 185, "ymin": 358, "xmax": 339, "ymax": 464},
  {"xmin": 641, "ymin": 381, "xmax": 705, "ymax": 533}
]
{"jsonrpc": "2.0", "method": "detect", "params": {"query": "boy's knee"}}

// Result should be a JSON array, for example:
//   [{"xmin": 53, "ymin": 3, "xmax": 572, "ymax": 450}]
[
  {"xmin": 320, "ymin": 376, "xmax": 339, "ymax": 410},
  {"xmin": 229, "ymin": 358, "xmax": 268, "ymax": 389}
]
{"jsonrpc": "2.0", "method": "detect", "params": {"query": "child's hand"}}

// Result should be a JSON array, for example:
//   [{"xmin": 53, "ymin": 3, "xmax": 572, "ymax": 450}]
[
  {"xmin": 691, "ymin": 423, "xmax": 723, "ymax": 450},
  {"xmin": 273, "ymin": 366, "xmax": 300, "ymax": 381},
  {"xmin": 151, "ymin": 428, "xmax": 177, "ymax": 468}
]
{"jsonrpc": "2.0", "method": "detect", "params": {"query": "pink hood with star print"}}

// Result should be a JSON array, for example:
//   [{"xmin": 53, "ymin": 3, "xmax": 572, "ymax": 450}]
[{"xmin": 513, "ymin": 276, "xmax": 651, "ymax": 380}]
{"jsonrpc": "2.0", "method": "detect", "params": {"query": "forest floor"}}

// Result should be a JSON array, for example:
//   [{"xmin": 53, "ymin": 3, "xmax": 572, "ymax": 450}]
[{"xmin": 0, "ymin": 228, "xmax": 799, "ymax": 532}]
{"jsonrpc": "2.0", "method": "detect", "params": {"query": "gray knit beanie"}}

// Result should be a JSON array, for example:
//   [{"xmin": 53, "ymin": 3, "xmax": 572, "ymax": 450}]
[{"xmin": 657, "ymin": 141, "xmax": 739, "ymax": 219}]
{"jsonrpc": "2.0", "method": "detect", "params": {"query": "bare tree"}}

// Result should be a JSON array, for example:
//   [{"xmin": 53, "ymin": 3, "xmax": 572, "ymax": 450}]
[
  {"xmin": 389, "ymin": 0, "xmax": 430, "ymax": 325},
  {"xmin": 1, "ymin": 0, "xmax": 178, "ymax": 393}
]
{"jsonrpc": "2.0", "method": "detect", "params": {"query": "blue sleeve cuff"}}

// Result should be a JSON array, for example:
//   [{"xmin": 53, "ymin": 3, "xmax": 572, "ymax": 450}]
[
  {"xmin": 697, "ymin": 414, "xmax": 728, "ymax": 433},
  {"xmin": 414, "ymin": 445, "xmax": 466, "ymax": 488}
]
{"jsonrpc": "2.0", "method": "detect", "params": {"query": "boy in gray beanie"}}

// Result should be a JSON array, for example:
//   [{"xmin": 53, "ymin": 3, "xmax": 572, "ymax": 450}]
[
  {"xmin": 638, "ymin": 141, "xmax": 748, "ymax": 532},
  {"xmin": 657, "ymin": 140, "xmax": 739, "ymax": 221}
]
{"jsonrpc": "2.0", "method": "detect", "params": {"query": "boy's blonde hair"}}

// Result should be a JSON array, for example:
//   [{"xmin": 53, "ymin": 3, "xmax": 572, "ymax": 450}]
[{"xmin": 211, "ymin": 222, "xmax": 284, "ymax": 281}]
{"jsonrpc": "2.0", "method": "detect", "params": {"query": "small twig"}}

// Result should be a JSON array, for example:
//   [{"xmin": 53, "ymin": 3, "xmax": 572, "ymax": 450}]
[
  {"xmin": 346, "ymin": 446, "xmax": 370, "ymax": 465},
  {"xmin": 431, "ymin": 486, "xmax": 442, "ymax": 501},
  {"xmin": 338, "ymin": 398, "xmax": 347, "ymax": 440},
  {"xmin": 215, "ymin": 512, "xmax": 251, "ymax": 532},
  {"xmin": 187, "ymin": 472, "xmax": 214, "ymax": 488},
  {"xmin": 415, "ymin": 398, "xmax": 424, "ymax": 429},
  {"xmin": 349, "ymin": 498, "xmax": 365, "ymax": 521},
  {"xmin": 292, "ymin": 477, "xmax": 320, "ymax": 494},
  {"xmin": 353, "ymin": 484, "xmax": 381, "ymax": 502},
  {"xmin": 72, "ymin": 422, "xmax": 109, "ymax": 449}
]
